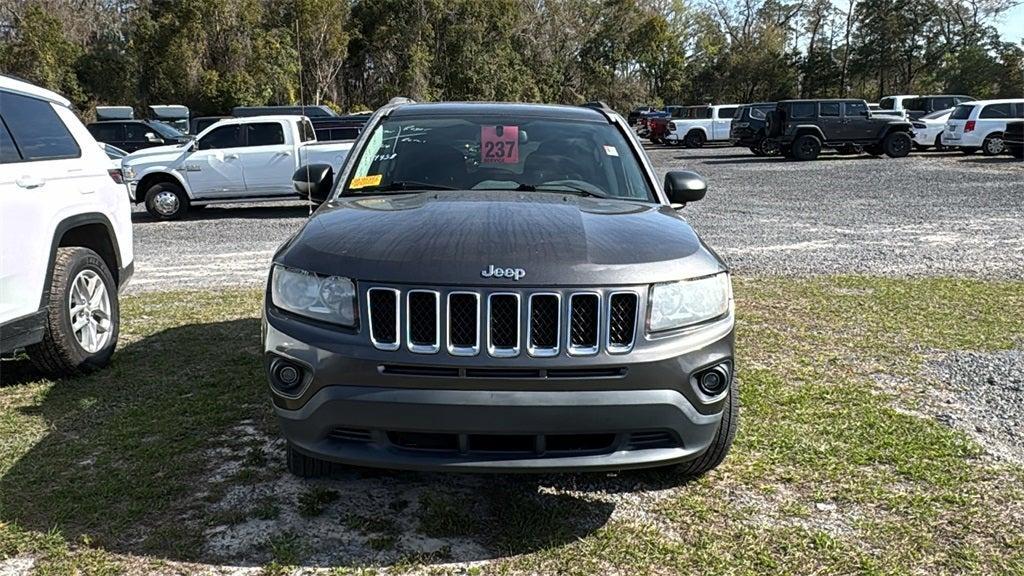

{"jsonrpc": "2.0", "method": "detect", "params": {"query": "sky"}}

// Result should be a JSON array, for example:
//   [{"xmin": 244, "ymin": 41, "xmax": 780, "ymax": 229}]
[{"xmin": 995, "ymin": 4, "xmax": 1023, "ymax": 43}]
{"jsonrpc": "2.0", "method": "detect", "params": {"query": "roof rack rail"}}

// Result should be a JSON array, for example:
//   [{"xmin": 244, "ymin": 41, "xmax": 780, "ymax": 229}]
[
  {"xmin": 580, "ymin": 101, "xmax": 615, "ymax": 113},
  {"xmin": 387, "ymin": 97, "xmax": 416, "ymax": 106}
]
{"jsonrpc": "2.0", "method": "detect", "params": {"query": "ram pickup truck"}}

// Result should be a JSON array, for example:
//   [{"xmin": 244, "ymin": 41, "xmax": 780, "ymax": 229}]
[
  {"xmin": 123, "ymin": 116, "xmax": 352, "ymax": 219},
  {"xmin": 665, "ymin": 104, "xmax": 740, "ymax": 148}
]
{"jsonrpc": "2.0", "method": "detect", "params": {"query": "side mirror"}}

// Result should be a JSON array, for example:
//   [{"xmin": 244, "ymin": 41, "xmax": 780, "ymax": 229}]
[
  {"xmin": 292, "ymin": 164, "xmax": 334, "ymax": 205},
  {"xmin": 664, "ymin": 171, "xmax": 707, "ymax": 206}
]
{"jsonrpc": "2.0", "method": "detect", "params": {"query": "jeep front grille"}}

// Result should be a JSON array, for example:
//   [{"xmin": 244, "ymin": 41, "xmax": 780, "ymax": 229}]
[{"xmin": 366, "ymin": 286, "xmax": 641, "ymax": 358}]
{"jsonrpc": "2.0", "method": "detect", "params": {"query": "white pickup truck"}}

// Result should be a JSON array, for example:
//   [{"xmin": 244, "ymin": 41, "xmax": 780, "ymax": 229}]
[
  {"xmin": 665, "ymin": 104, "xmax": 740, "ymax": 148},
  {"xmin": 123, "ymin": 115, "xmax": 352, "ymax": 219}
]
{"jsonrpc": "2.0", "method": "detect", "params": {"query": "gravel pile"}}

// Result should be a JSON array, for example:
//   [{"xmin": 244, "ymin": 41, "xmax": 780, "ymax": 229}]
[
  {"xmin": 924, "ymin": 349, "xmax": 1024, "ymax": 464},
  {"xmin": 127, "ymin": 147, "xmax": 1024, "ymax": 293}
]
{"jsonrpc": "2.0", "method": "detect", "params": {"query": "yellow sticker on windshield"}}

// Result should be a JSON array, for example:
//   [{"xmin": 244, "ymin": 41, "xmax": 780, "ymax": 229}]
[{"xmin": 350, "ymin": 174, "xmax": 382, "ymax": 189}]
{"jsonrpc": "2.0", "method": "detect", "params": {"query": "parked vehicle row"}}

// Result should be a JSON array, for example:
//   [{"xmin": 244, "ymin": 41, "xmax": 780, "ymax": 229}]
[{"xmin": 632, "ymin": 93, "xmax": 1024, "ymax": 160}]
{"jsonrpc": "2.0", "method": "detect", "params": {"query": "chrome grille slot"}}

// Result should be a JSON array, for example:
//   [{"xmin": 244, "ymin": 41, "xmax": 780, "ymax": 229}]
[
  {"xmin": 528, "ymin": 293, "xmax": 560, "ymax": 357},
  {"xmin": 568, "ymin": 293, "xmax": 600, "ymax": 355},
  {"xmin": 367, "ymin": 288, "xmax": 400, "ymax": 350},
  {"xmin": 487, "ymin": 293, "xmax": 520, "ymax": 357},
  {"xmin": 406, "ymin": 290, "xmax": 439, "ymax": 353},
  {"xmin": 447, "ymin": 292, "xmax": 480, "ymax": 356},
  {"xmin": 607, "ymin": 292, "xmax": 638, "ymax": 353}
]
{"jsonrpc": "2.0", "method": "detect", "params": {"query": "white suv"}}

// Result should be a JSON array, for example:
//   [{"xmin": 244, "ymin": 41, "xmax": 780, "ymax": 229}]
[
  {"xmin": 0, "ymin": 75, "xmax": 134, "ymax": 376},
  {"xmin": 942, "ymin": 99, "xmax": 1024, "ymax": 155}
]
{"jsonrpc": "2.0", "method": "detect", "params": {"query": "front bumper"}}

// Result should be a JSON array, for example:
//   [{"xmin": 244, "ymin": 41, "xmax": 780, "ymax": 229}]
[{"xmin": 264, "ymin": 306, "xmax": 735, "ymax": 473}]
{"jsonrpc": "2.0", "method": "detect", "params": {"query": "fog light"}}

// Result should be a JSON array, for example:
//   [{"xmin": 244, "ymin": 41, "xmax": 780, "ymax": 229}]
[
  {"xmin": 269, "ymin": 358, "xmax": 305, "ymax": 392},
  {"xmin": 694, "ymin": 362, "xmax": 732, "ymax": 396}
]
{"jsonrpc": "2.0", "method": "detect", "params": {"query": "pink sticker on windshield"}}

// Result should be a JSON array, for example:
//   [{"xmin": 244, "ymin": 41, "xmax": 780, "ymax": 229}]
[{"xmin": 481, "ymin": 125, "xmax": 519, "ymax": 164}]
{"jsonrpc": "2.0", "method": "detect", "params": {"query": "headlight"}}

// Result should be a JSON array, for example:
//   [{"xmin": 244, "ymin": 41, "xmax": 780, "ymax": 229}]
[
  {"xmin": 123, "ymin": 165, "xmax": 135, "ymax": 180},
  {"xmin": 271, "ymin": 265, "xmax": 356, "ymax": 326},
  {"xmin": 648, "ymin": 273, "xmax": 731, "ymax": 332}
]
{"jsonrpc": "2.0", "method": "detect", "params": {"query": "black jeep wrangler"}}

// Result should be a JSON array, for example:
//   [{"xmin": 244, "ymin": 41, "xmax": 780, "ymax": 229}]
[{"xmin": 766, "ymin": 99, "xmax": 913, "ymax": 161}]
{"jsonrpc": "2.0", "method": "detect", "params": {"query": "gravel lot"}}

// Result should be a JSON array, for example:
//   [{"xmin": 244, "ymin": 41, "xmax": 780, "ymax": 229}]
[{"xmin": 127, "ymin": 146, "xmax": 1024, "ymax": 293}]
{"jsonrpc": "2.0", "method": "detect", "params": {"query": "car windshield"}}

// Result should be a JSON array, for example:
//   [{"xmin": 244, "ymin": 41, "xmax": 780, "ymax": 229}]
[
  {"xmin": 341, "ymin": 114, "xmax": 655, "ymax": 201},
  {"xmin": 149, "ymin": 121, "xmax": 184, "ymax": 139},
  {"xmin": 922, "ymin": 108, "xmax": 952, "ymax": 120}
]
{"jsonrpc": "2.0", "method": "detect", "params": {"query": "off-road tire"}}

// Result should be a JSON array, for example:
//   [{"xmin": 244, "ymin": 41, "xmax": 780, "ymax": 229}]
[
  {"xmin": 287, "ymin": 443, "xmax": 333, "ymax": 478},
  {"xmin": 982, "ymin": 133, "xmax": 1004, "ymax": 156},
  {"xmin": 684, "ymin": 130, "xmax": 706, "ymax": 148},
  {"xmin": 760, "ymin": 138, "xmax": 780, "ymax": 156},
  {"xmin": 26, "ymin": 247, "xmax": 119, "ymax": 377},
  {"xmin": 661, "ymin": 376, "xmax": 739, "ymax": 479},
  {"xmin": 145, "ymin": 181, "xmax": 190, "ymax": 220},
  {"xmin": 883, "ymin": 131, "xmax": 912, "ymax": 158},
  {"xmin": 750, "ymin": 145, "xmax": 764, "ymax": 157},
  {"xmin": 791, "ymin": 134, "xmax": 821, "ymax": 161}
]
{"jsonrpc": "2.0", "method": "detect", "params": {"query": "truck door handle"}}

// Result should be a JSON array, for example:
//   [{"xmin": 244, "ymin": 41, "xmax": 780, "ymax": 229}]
[
  {"xmin": 225, "ymin": 153, "xmax": 239, "ymax": 160},
  {"xmin": 16, "ymin": 176, "xmax": 45, "ymax": 189},
  {"xmin": 277, "ymin": 150, "xmax": 292, "ymax": 156}
]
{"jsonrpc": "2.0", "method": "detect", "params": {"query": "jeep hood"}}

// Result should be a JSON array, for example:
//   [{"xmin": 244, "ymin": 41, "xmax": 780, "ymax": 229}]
[{"xmin": 274, "ymin": 191, "xmax": 726, "ymax": 286}]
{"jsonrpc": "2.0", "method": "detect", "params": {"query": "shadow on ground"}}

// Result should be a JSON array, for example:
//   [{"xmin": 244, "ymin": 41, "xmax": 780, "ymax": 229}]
[
  {"xmin": 131, "ymin": 204, "xmax": 312, "ymax": 223},
  {"xmin": 1, "ymin": 319, "xmax": 624, "ymax": 568}
]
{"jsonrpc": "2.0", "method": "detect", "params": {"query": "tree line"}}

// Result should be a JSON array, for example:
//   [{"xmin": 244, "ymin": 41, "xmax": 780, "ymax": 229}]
[{"xmin": 1, "ymin": 0, "xmax": 1021, "ymax": 118}]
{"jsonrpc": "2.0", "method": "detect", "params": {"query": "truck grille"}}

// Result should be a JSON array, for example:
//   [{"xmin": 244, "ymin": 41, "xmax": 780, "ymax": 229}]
[{"xmin": 367, "ymin": 286, "xmax": 640, "ymax": 358}]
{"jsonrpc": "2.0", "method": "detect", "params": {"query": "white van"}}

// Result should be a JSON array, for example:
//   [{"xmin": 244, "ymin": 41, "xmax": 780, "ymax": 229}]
[
  {"xmin": 941, "ymin": 99, "xmax": 1024, "ymax": 155},
  {"xmin": 0, "ymin": 75, "xmax": 134, "ymax": 376}
]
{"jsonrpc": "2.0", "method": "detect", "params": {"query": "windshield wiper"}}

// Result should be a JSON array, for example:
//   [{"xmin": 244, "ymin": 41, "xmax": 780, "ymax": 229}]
[
  {"xmin": 359, "ymin": 180, "xmax": 458, "ymax": 193},
  {"xmin": 511, "ymin": 183, "xmax": 609, "ymax": 198}
]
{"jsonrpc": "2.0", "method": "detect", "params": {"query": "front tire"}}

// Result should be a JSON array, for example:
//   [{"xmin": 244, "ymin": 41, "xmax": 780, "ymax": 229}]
[
  {"xmin": 145, "ymin": 181, "xmax": 190, "ymax": 220},
  {"xmin": 883, "ymin": 131, "xmax": 912, "ymax": 158},
  {"xmin": 27, "ymin": 247, "xmax": 119, "ymax": 377},
  {"xmin": 982, "ymin": 133, "xmax": 1005, "ymax": 156},
  {"xmin": 659, "ymin": 376, "xmax": 738, "ymax": 480},
  {"xmin": 791, "ymin": 134, "xmax": 821, "ymax": 161},
  {"xmin": 684, "ymin": 130, "xmax": 706, "ymax": 149}
]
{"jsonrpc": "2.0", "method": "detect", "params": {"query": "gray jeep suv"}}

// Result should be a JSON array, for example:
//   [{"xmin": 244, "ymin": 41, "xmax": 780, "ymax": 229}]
[{"xmin": 263, "ymin": 100, "xmax": 736, "ymax": 480}]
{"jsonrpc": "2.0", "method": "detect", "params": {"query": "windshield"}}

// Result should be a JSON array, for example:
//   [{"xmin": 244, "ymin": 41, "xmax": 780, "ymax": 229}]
[
  {"xmin": 149, "ymin": 121, "xmax": 184, "ymax": 139},
  {"xmin": 341, "ymin": 114, "xmax": 655, "ymax": 201},
  {"xmin": 922, "ymin": 108, "xmax": 952, "ymax": 120}
]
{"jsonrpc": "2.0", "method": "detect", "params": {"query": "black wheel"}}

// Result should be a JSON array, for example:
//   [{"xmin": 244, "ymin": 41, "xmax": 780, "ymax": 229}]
[
  {"xmin": 658, "ymin": 375, "xmax": 738, "ymax": 479},
  {"xmin": 286, "ymin": 443, "xmax": 333, "ymax": 478},
  {"xmin": 760, "ymin": 138, "xmax": 780, "ymax": 156},
  {"xmin": 27, "ymin": 247, "xmax": 119, "ymax": 377},
  {"xmin": 864, "ymin": 144, "xmax": 883, "ymax": 156},
  {"xmin": 684, "ymin": 130, "xmax": 706, "ymax": 148},
  {"xmin": 791, "ymin": 134, "xmax": 821, "ymax": 161},
  {"xmin": 961, "ymin": 146, "xmax": 979, "ymax": 155},
  {"xmin": 144, "ymin": 181, "xmax": 190, "ymax": 220},
  {"xmin": 883, "ymin": 131, "xmax": 912, "ymax": 158},
  {"xmin": 749, "ymin": 146, "xmax": 765, "ymax": 157},
  {"xmin": 982, "ymin": 133, "xmax": 1005, "ymax": 156}
]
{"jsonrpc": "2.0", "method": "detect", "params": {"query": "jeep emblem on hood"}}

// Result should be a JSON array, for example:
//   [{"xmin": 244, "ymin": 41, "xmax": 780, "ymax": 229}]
[{"xmin": 481, "ymin": 265, "xmax": 526, "ymax": 281}]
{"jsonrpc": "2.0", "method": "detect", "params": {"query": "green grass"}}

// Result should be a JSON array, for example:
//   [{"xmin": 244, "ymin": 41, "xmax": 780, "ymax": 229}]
[{"xmin": 1, "ymin": 278, "xmax": 1022, "ymax": 575}]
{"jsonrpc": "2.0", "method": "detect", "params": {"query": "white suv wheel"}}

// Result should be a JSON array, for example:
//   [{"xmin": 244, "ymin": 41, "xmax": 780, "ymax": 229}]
[{"xmin": 69, "ymin": 269, "xmax": 113, "ymax": 353}]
